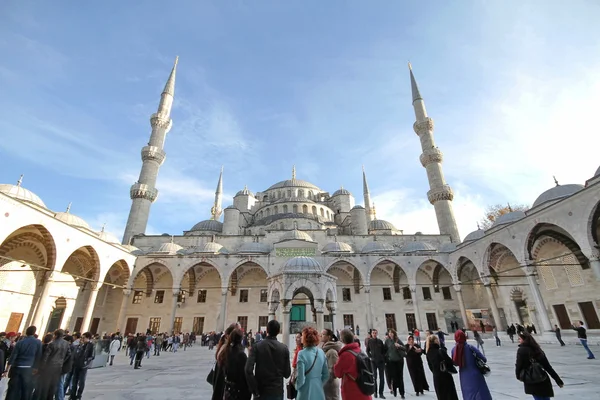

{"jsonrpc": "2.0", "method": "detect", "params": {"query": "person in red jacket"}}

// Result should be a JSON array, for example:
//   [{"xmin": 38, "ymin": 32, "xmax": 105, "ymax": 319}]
[{"xmin": 334, "ymin": 329, "xmax": 372, "ymax": 400}]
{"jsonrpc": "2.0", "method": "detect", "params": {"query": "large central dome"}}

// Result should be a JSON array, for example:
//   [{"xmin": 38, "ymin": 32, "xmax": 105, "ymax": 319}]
[{"xmin": 267, "ymin": 178, "xmax": 321, "ymax": 191}]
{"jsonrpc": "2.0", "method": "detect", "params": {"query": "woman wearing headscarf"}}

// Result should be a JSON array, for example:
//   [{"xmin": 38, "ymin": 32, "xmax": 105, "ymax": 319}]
[
  {"xmin": 405, "ymin": 335, "xmax": 429, "ymax": 396},
  {"xmin": 515, "ymin": 332, "xmax": 563, "ymax": 399},
  {"xmin": 451, "ymin": 330, "xmax": 491, "ymax": 400},
  {"xmin": 425, "ymin": 335, "xmax": 458, "ymax": 400}
]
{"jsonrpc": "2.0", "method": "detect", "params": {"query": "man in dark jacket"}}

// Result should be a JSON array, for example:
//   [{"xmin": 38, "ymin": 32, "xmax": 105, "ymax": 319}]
[
  {"xmin": 37, "ymin": 329, "xmax": 71, "ymax": 400},
  {"xmin": 572, "ymin": 321, "xmax": 595, "ymax": 359},
  {"xmin": 245, "ymin": 320, "xmax": 291, "ymax": 400},
  {"xmin": 3, "ymin": 325, "xmax": 42, "ymax": 400},
  {"xmin": 70, "ymin": 332, "xmax": 95, "ymax": 400},
  {"xmin": 367, "ymin": 329, "xmax": 387, "ymax": 399}
]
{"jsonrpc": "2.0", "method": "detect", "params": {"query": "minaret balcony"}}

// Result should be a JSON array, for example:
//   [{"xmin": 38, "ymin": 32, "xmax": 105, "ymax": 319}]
[
  {"xmin": 130, "ymin": 183, "xmax": 159, "ymax": 202},
  {"xmin": 413, "ymin": 117, "xmax": 434, "ymax": 135},
  {"xmin": 150, "ymin": 113, "xmax": 172, "ymax": 132},
  {"xmin": 427, "ymin": 185, "xmax": 454, "ymax": 204},
  {"xmin": 141, "ymin": 145, "xmax": 166, "ymax": 165},
  {"xmin": 420, "ymin": 148, "xmax": 444, "ymax": 167}
]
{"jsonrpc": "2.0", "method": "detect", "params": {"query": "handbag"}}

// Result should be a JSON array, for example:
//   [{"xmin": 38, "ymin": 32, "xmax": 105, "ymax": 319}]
[
  {"xmin": 520, "ymin": 357, "xmax": 548, "ymax": 384},
  {"xmin": 206, "ymin": 361, "xmax": 216, "ymax": 385},
  {"xmin": 438, "ymin": 349, "xmax": 457, "ymax": 374},
  {"xmin": 471, "ymin": 348, "xmax": 491, "ymax": 376},
  {"xmin": 288, "ymin": 351, "xmax": 318, "ymax": 399}
]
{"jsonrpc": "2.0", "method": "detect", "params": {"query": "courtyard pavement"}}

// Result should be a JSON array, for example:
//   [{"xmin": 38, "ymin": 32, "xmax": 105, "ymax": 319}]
[{"xmin": 81, "ymin": 339, "xmax": 598, "ymax": 399}]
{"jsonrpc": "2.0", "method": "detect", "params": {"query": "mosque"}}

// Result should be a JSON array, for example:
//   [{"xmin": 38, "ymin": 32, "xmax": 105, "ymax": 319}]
[{"xmin": 1, "ymin": 58, "xmax": 599, "ymax": 347}]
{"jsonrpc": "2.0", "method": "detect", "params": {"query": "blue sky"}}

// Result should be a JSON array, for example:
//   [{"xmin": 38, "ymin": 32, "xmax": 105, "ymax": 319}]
[{"xmin": 1, "ymin": 1, "xmax": 599, "ymax": 241}]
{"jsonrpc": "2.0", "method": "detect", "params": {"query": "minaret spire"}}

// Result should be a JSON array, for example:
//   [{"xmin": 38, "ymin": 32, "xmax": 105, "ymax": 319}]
[
  {"xmin": 66, "ymin": 202, "xmax": 72, "ymax": 213},
  {"xmin": 211, "ymin": 166, "xmax": 224, "ymax": 221},
  {"xmin": 409, "ymin": 64, "xmax": 460, "ymax": 242},
  {"xmin": 362, "ymin": 166, "xmax": 375, "ymax": 222},
  {"xmin": 16, "ymin": 174, "xmax": 23, "ymax": 187},
  {"xmin": 292, "ymin": 165, "xmax": 296, "ymax": 180},
  {"xmin": 122, "ymin": 57, "xmax": 179, "ymax": 245}
]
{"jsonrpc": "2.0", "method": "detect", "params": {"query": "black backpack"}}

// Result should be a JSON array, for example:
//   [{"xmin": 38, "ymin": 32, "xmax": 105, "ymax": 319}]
[{"xmin": 346, "ymin": 350, "xmax": 375, "ymax": 395}]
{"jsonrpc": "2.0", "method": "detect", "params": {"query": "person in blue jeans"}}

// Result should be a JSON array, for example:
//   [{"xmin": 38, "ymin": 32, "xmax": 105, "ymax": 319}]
[
  {"xmin": 2, "ymin": 325, "xmax": 42, "ymax": 400},
  {"xmin": 70, "ymin": 332, "xmax": 95, "ymax": 400},
  {"xmin": 572, "ymin": 321, "xmax": 595, "ymax": 359}
]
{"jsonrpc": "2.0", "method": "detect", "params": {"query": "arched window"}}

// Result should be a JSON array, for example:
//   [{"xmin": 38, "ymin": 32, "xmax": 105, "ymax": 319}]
[
  {"xmin": 280, "ymin": 223, "xmax": 284, "ymax": 230},
  {"xmin": 312, "ymin": 206, "xmax": 317, "ymax": 215},
  {"xmin": 283, "ymin": 205, "xmax": 288, "ymax": 213},
  {"xmin": 266, "ymin": 208, "xmax": 270, "ymax": 217},
  {"xmin": 320, "ymin": 208, "xmax": 325, "ymax": 217},
  {"xmin": 308, "ymin": 191, "xmax": 313, "ymax": 199},
  {"xmin": 274, "ymin": 206, "xmax": 278, "ymax": 214},
  {"xmin": 308, "ymin": 222, "xmax": 312, "ymax": 229},
  {"xmin": 298, "ymin": 189, "xmax": 304, "ymax": 198},
  {"xmin": 293, "ymin": 204, "xmax": 298, "ymax": 213},
  {"xmin": 326, "ymin": 210, "xmax": 330, "ymax": 219},
  {"xmin": 303, "ymin": 205, "xmax": 308, "ymax": 214},
  {"xmin": 278, "ymin": 191, "xmax": 282, "ymax": 199},
  {"xmin": 259, "ymin": 211, "xmax": 263, "ymax": 219},
  {"xmin": 287, "ymin": 190, "xmax": 292, "ymax": 197}
]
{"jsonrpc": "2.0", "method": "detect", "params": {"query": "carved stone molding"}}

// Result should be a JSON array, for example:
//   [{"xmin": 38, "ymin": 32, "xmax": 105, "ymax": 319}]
[
  {"xmin": 453, "ymin": 284, "xmax": 462, "ymax": 292},
  {"xmin": 150, "ymin": 113, "xmax": 173, "ymax": 132},
  {"xmin": 141, "ymin": 146, "xmax": 166, "ymax": 165},
  {"xmin": 427, "ymin": 185, "xmax": 454, "ymax": 204},
  {"xmin": 419, "ymin": 148, "xmax": 443, "ymax": 167},
  {"xmin": 413, "ymin": 118, "xmax": 434, "ymax": 135},
  {"xmin": 130, "ymin": 183, "xmax": 159, "ymax": 203}
]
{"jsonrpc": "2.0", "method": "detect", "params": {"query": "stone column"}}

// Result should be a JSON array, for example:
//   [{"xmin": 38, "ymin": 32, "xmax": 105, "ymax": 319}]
[
  {"xmin": 115, "ymin": 289, "xmax": 132, "ymax": 333},
  {"xmin": 329, "ymin": 302, "xmax": 337, "ymax": 333},
  {"xmin": 484, "ymin": 283, "xmax": 503, "ymax": 330},
  {"xmin": 364, "ymin": 286, "xmax": 373, "ymax": 329},
  {"xmin": 217, "ymin": 288, "xmax": 228, "ymax": 332},
  {"xmin": 589, "ymin": 259, "xmax": 600, "ymax": 282},
  {"xmin": 454, "ymin": 284, "xmax": 469, "ymax": 329},
  {"xmin": 315, "ymin": 300, "xmax": 325, "ymax": 331},
  {"xmin": 169, "ymin": 290, "xmax": 179, "ymax": 333},
  {"xmin": 523, "ymin": 265, "xmax": 552, "ymax": 332},
  {"xmin": 411, "ymin": 285, "xmax": 423, "ymax": 330},
  {"xmin": 268, "ymin": 301, "xmax": 278, "ymax": 321},
  {"xmin": 282, "ymin": 304, "xmax": 291, "ymax": 348},
  {"xmin": 81, "ymin": 283, "xmax": 100, "ymax": 332},
  {"xmin": 31, "ymin": 272, "xmax": 53, "ymax": 329}
]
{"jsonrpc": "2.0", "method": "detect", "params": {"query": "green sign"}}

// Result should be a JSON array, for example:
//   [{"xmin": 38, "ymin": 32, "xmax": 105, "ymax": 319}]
[{"xmin": 275, "ymin": 248, "xmax": 316, "ymax": 257}]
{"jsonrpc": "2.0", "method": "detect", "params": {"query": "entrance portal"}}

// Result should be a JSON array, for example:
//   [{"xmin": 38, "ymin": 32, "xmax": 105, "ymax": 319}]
[{"xmin": 46, "ymin": 297, "xmax": 67, "ymax": 333}]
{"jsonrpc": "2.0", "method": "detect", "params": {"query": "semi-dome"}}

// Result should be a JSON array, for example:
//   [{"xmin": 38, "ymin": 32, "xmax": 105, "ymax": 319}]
[
  {"xmin": 282, "ymin": 229, "xmax": 313, "ymax": 242},
  {"xmin": 54, "ymin": 205, "xmax": 90, "ymax": 229},
  {"xmin": 322, "ymin": 241, "xmax": 354, "ymax": 253},
  {"xmin": 532, "ymin": 184, "xmax": 584, "ymax": 208},
  {"xmin": 97, "ymin": 229, "xmax": 120, "ymax": 244},
  {"xmin": 186, "ymin": 242, "xmax": 228, "ymax": 254},
  {"xmin": 267, "ymin": 179, "xmax": 321, "ymax": 191},
  {"xmin": 463, "ymin": 229, "xmax": 485, "ymax": 243},
  {"xmin": 189, "ymin": 220, "xmax": 223, "ymax": 233},
  {"xmin": 151, "ymin": 241, "xmax": 183, "ymax": 255},
  {"xmin": 491, "ymin": 210, "xmax": 526, "ymax": 227},
  {"xmin": 438, "ymin": 243, "xmax": 457, "ymax": 253},
  {"xmin": 282, "ymin": 256, "xmax": 323, "ymax": 273},
  {"xmin": 362, "ymin": 241, "xmax": 395, "ymax": 253},
  {"xmin": 237, "ymin": 242, "xmax": 272, "ymax": 254},
  {"xmin": 0, "ymin": 181, "xmax": 46, "ymax": 208},
  {"xmin": 369, "ymin": 219, "xmax": 397, "ymax": 231},
  {"xmin": 235, "ymin": 186, "xmax": 254, "ymax": 197},
  {"xmin": 401, "ymin": 241, "xmax": 437, "ymax": 252},
  {"xmin": 332, "ymin": 187, "xmax": 352, "ymax": 197}
]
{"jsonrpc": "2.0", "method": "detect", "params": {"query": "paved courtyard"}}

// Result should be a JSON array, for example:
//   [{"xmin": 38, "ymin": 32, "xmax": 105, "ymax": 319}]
[{"xmin": 81, "ymin": 339, "xmax": 598, "ymax": 399}]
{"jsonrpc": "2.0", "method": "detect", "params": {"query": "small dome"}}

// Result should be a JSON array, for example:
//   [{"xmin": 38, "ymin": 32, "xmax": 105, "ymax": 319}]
[
  {"xmin": 237, "ymin": 242, "xmax": 272, "ymax": 254},
  {"xmin": 189, "ymin": 220, "xmax": 223, "ymax": 233},
  {"xmin": 351, "ymin": 205, "xmax": 365, "ymax": 210},
  {"xmin": 401, "ymin": 241, "xmax": 437, "ymax": 252},
  {"xmin": 491, "ymin": 210, "xmax": 526, "ymax": 227},
  {"xmin": 0, "ymin": 182, "xmax": 46, "ymax": 208},
  {"xmin": 532, "ymin": 184, "xmax": 584, "ymax": 208},
  {"xmin": 121, "ymin": 244, "xmax": 144, "ymax": 255},
  {"xmin": 282, "ymin": 256, "xmax": 323, "ymax": 273},
  {"xmin": 369, "ymin": 219, "xmax": 397, "ymax": 231},
  {"xmin": 438, "ymin": 243, "xmax": 457, "ymax": 253},
  {"xmin": 268, "ymin": 179, "xmax": 320, "ymax": 191},
  {"xmin": 186, "ymin": 242, "xmax": 228, "ymax": 254},
  {"xmin": 362, "ymin": 241, "xmax": 395, "ymax": 253},
  {"xmin": 151, "ymin": 241, "xmax": 183, "ymax": 255},
  {"xmin": 235, "ymin": 186, "xmax": 254, "ymax": 197},
  {"xmin": 463, "ymin": 229, "xmax": 485, "ymax": 243},
  {"xmin": 332, "ymin": 187, "xmax": 352, "ymax": 197},
  {"xmin": 322, "ymin": 241, "xmax": 354, "ymax": 253},
  {"xmin": 97, "ymin": 229, "xmax": 120, "ymax": 244},
  {"xmin": 54, "ymin": 207, "xmax": 90, "ymax": 229},
  {"xmin": 282, "ymin": 229, "xmax": 313, "ymax": 242}
]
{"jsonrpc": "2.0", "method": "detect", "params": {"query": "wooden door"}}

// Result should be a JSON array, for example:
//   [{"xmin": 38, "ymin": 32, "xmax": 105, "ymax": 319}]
[
  {"xmin": 73, "ymin": 317, "xmax": 83, "ymax": 333},
  {"xmin": 579, "ymin": 302, "xmax": 600, "ymax": 329},
  {"xmin": 5, "ymin": 313, "xmax": 24, "ymax": 332},
  {"xmin": 552, "ymin": 304, "xmax": 571, "ymax": 329},
  {"xmin": 426, "ymin": 313, "xmax": 438, "ymax": 331},
  {"xmin": 90, "ymin": 318, "xmax": 100, "ymax": 335},
  {"xmin": 125, "ymin": 318, "xmax": 138, "ymax": 336},
  {"xmin": 46, "ymin": 308, "xmax": 65, "ymax": 334}
]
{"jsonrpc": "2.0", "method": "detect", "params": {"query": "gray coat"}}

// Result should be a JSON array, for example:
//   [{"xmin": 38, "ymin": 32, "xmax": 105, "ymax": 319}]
[{"xmin": 322, "ymin": 341, "xmax": 343, "ymax": 400}]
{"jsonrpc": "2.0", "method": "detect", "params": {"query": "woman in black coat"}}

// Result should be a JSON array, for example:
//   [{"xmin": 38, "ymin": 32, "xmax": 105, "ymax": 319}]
[
  {"xmin": 425, "ymin": 335, "xmax": 458, "ymax": 400},
  {"xmin": 405, "ymin": 335, "xmax": 430, "ymax": 396},
  {"xmin": 220, "ymin": 328, "xmax": 251, "ymax": 400},
  {"xmin": 211, "ymin": 323, "xmax": 239, "ymax": 400},
  {"xmin": 515, "ymin": 332, "xmax": 564, "ymax": 399}
]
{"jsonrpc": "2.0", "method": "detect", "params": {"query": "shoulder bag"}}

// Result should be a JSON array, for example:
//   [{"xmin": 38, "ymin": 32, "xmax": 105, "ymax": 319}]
[
  {"xmin": 471, "ymin": 346, "xmax": 491, "ymax": 376},
  {"xmin": 520, "ymin": 357, "xmax": 548, "ymax": 384},
  {"xmin": 287, "ymin": 350, "xmax": 318, "ymax": 399},
  {"xmin": 438, "ymin": 349, "xmax": 457, "ymax": 374}
]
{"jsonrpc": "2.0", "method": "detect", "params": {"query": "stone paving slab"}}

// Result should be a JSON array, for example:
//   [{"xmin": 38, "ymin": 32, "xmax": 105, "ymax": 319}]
[{"xmin": 81, "ymin": 340, "xmax": 599, "ymax": 399}]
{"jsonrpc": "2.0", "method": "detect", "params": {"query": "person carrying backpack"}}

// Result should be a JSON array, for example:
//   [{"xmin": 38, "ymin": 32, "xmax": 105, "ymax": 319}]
[{"xmin": 334, "ymin": 329, "xmax": 375, "ymax": 400}]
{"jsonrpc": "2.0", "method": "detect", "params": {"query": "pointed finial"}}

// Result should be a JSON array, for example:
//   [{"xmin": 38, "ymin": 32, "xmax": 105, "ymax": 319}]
[
  {"xmin": 162, "ymin": 56, "xmax": 179, "ymax": 96},
  {"xmin": 340, "ymin": 185, "xmax": 344, "ymax": 190},
  {"xmin": 16, "ymin": 174, "xmax": 23, "ymax": 187},
  {"xmin": 220, "ymin": 165, "xmax": 224, "ymax": 173},
  {"xmin": 409, "ymin": 63, "xmax": 423, "ymax": 103},
  {"xmin": 170, "ymin": 235, "xmax": 174, "ymax": 244},
  {"xmin": 101, "ymin": 223, "xmax": 106, "ymax": 233},
  {"xmin": 553, "ymin": 176, "xmax": 559, "ymax": 186},
  {"xmin": 174, "ymin": 55, "xmax": 179, "ymax": 66},
  {"xmin": 477, "ymin": 222, "xmax": 481, "ymax": 230},
  {"xmin": 292, "ymin": 165, "xmax": 296, "ymax": 180},
  {"xmin": 66, "ymin": 202, "xmax": 72, "ymax": 213},
  {"xmin": 408, "ymin": 61, "xmax": 412, "ymax": 70}
]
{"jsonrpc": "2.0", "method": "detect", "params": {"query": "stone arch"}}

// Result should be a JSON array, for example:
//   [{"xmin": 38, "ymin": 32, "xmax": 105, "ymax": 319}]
[
  {"xmin": 0, "ymin": 225, "xmax": 57, "ymax": 277},
  {"xmin": 483, "ymin": 242, "xmax": 522, "ymax": 278},
  {"xmin": 284, "ymin": 278, "xmax": 323, "ymax": 301},
  {"xmin": 588, "ymin": 199, "xmax": 600, "ymax": 248},
  {"xmin": 61, "ymin": 245, "xmax": 102, "ymax": 284},
  {"xmin": 101, "ymin": 259, "xmax": 130, "ymax": 287},
  {"xmin": 131, "ymin": 261, "xmax": 173, "ymax": 296},
  {"xmin": 325, "ymin": 259, "xmax": 364, "ymax": 293},
  {"xmin": 416, "ymin": 259, "xmax": 453, "ymax": 293},
  {"xmin": 268, "ymin": 279, "xmax": 284, "ymax": 303},
  {"xmin": 369, "ymin": 258, "xmax": 409, "ymax": 293},
  {"xmin": 228, "ymin": 261, "xmax": 268, "ymax": 296},
  {"xmin": 525, "ymin": 222, "xmax": 589, "ymax": 269},
  {"xmin": 510, "ymin": 287, "xmax": 526, "ymax": 302},
  {"xmin": 181, "ymin": 261, "xmax": 222, "ymax": 297}
]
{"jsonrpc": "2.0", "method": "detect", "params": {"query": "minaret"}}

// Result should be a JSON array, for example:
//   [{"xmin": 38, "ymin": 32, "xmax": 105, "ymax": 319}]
[
  {"xmin": 122, "ymin": 57, "xmax": 179, "ymax": 245},
  {"xmin": 210, "ymin": 167, "xmax": 224, "ymax": 220},
  {"xmin": 362, "ymin": 166, "xmax": 375, "ymax": 221},
  {"xmin": 409, "ymin": 63, "xmax": 460, "ymax": 242}
]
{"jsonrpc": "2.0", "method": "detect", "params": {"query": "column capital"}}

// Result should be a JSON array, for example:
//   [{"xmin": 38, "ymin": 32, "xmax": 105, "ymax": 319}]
[
  {"xmin": 123, "ymin": 288, "xmax": 132, "ymax": 297},
  {"xmin": 221, "ymin": 287, "xmax": 229, "ymax": 296},
  {"xmin": 363, "ymin": 285, "xmax": 371, "ymax": 294},
  {"xmin": 327, "ymin": 302, "xmax": 337, "ymax": 313},
  {"xmin": 269, "ymin": 301, "xmax": 279, "ymax": 313},
  {"xmin": 453, "ymin": 284, "xmax": 462, "ymax": 292},
  {"xmin": 520, "ymin": 263, "xmax": 536, "ymax": 276}
]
